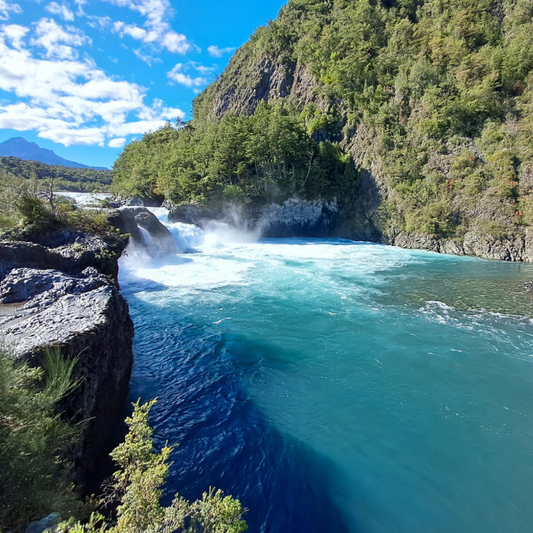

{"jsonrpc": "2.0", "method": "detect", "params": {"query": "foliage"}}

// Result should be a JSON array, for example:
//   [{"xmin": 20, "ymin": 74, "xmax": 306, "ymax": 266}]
[
  {"xmin": 113, "ymin": 0, "xmax": 533, "ymax": 238},
  {"xmin": 0, "ymin": 356, "xmax": 247, "ymax": 533},
  {"xmin": 0, "ymin": 348, "xmax": 80, "ymax": 532},
  {"xmin": 59, "ymin": 400, "xmax": 248, "ymax": 533},
  {"xmin": 111, "ymin": 108, "xmax": 356, "ymax": 206},
  {"xmin": 0, "ymin": 175, "xmax": 114, "ymax": 235},
  {"xmin": 0, "ymin": 157, "xmax": 112, "ymax": 193}
]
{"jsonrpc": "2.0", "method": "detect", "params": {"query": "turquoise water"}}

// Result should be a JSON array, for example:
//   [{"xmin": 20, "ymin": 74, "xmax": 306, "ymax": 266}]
[{"xmin": 120, "ymin": 225, "xmax": 533, "ymax": 533}]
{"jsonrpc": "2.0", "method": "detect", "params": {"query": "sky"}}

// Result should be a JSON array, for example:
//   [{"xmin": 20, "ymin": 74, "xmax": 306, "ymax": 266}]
[{"xmin": 0, "ymin": 0, "xmax": 285, "ymax": 168}]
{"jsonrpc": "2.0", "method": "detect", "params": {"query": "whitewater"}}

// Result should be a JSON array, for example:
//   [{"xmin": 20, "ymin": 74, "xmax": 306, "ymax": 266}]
[{"xmin": 119, "ymin": 209, "xmax": 533, "ymax": 533}]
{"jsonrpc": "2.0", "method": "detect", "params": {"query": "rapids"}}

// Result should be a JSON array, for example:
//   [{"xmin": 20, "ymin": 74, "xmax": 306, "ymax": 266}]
[{"xmin": 119, "ymin": 209, "xmax": 533, "ymax": 533}]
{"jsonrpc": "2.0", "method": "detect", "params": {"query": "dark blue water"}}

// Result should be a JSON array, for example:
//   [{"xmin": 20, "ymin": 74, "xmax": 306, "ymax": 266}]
[{"xmin": 120, "ymin": 235, "xmax": 533, "ymax": 533}]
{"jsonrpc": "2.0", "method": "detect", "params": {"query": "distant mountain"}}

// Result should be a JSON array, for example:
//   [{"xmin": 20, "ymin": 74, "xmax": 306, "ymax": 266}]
[{"xmin": 0, "ymin": 137, "xmax": 109, "ymax": 170}]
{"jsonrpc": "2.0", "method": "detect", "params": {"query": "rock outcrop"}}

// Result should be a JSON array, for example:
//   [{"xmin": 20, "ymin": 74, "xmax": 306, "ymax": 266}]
[
  {"xmin": 0, "ymin": 230, "xmax": 134, "ymax": 485},
  {"xmin": 110, "ymin": 207, "xmax": 176, "ymax": 254},
  {"xmin": 253, "ymin": 198, "xmax": 340, "ymax": 237},
  {"xmin": 388, "ymin": 229, "xmax": 533, "ymax": 262},
  {"xmin": 168, "ymin": 198, "xmax": 340, "ymax": 238}
]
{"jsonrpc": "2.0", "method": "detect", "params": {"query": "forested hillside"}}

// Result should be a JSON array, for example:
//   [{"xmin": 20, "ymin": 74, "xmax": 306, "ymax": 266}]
[
  {"xmin": 0, "ymin": 157, "xmax": 112, "ymax": 192},
  {"xmin": 112, "ymin": 0, "xmax": 533, "ymax": 247}
]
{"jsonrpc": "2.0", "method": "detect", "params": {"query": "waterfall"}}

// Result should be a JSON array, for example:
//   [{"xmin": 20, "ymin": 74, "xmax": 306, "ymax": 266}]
[
  {"xmin": 148, "ymin": 207, "xmax": 261, "ymax": 251},
  {"xmin": 121, "ymin": 207, "xmax": 262, "ymax": 273}
]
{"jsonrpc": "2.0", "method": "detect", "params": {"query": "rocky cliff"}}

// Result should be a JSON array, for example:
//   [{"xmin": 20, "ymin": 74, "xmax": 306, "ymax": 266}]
[
  {"xmin": 186, "ymin": 0, "xmax": 533, "ymax": 262},
  {"xmin": 0, "ymin": 225, "xmax": 134, "ymax": 485}
]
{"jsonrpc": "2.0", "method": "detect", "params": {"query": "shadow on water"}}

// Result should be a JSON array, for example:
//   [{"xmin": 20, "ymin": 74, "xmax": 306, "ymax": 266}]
[{"xmin": 126, "ymin": 292, "xmax": 354, "ymax": 533}]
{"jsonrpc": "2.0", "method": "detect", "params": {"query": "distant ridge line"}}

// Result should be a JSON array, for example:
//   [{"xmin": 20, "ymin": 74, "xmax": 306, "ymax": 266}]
[{"xmin": 0, "ymin": 137, "xmax": 110, "ymax": 170}]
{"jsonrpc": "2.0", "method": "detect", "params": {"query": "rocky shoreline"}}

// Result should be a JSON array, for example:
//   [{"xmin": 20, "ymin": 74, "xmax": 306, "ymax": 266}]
[{"xmin": 165, "ymin": 197, "xmax": 533, "ymax": 262}]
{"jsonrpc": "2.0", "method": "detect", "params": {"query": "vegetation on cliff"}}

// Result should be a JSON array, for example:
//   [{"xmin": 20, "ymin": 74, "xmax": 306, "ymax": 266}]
[
  {"xmin": 0, "ymin": 349, "xmax": 80, "ymax": 532},
  {"xmin": 113, "ymin": 0, "xmax": 533, "ymax": 242},
  {"xmin": 0, "ymin": 157, "xmax": 112, "ymax": 193},
  {"xmin": 112, "ymin": 106, "xmax": 355, "ymax": 206},
  {"xmin": 59, "ymin": 400, "xmax": 247, "ymax": 533}
]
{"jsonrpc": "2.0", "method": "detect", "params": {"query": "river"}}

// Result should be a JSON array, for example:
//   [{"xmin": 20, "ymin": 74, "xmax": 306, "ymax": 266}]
[{"xmin": 118, "ymin": 209, "xmax": 533, "ymax": 533}]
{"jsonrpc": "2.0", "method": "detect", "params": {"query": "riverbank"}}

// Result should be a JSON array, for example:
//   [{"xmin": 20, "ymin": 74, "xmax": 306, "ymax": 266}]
[
  {"xmin": 164, "ymin": 197, "xmax": 533, "ymax": 263},
  {"xmin": 0, "ymin": 224, "xmax": 134, "ymax": 488}
]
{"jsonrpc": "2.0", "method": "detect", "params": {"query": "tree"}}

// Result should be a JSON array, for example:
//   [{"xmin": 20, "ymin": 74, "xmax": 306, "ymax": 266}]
[{"xmin": 59, "ymin": 400, "xmax": 248, "ymax": 533}]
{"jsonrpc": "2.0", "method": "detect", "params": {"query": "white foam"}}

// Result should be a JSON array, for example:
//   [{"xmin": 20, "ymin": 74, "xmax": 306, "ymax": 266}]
[{"xmin": 56, "ymin": 192, "xmax": 111, "ymax": 206}]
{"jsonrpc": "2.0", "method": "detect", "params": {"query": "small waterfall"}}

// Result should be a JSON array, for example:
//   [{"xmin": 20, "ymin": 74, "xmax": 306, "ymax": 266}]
[
  {"xmin": 121, "ymin": 206, "xmax": 262, "ymax": 272},
  {"xmin": 148, "ymin": 207, "xmax": 261, "ymax": 251},
  {"xmin": 139, "ymin": 227, "xmax": 156, "ymax": 250}
]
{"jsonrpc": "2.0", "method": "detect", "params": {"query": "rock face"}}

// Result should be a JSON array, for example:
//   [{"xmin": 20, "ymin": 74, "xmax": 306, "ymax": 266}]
[
  {"xmin": 25, "ymin": 513, "xmax": 61, "ymax": 533},
  {"xmin": 0, "ymin": 267, "xmax": 108, "ymax": 307},
  {"xmin": 111, "ymin": 196, "xmax": 162, "ymax": 208},
  {"xmin": 168, "ymin": 198, "xmax": 340, "ymax": 238},
  {"xmin": 388, "ymin": 229, "xmax": 533, "ymax": 262},
  {"xmin": 0, "ymin": 228, "xmax": 127, "ymax": 282},
  {"xmin": 0, "ymin": 231, "xmax": 134, "ymax": 485},
  {"xmin": 208, "ymin": 55, "xmax": 319, "ymax": 119},
  {"xmin": 110, "ymin": 207, "xmax": 176, "ymax": 254},
  {"xmin": 253, "ymin": 198, "xmax": 340, "ymax": 237}
]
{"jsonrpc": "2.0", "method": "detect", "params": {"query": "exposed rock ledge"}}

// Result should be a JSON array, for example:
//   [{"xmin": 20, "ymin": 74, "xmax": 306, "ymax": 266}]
[
  {"xmin": 388, "ymin": 230, "xmax": 533, "ymax": 262},
  {"xmin": 0, "ymin": 229, "xmax": 134, "ymax": 486},
  {"xmin": 253, "ymin": 198, "xmax": 340, "ymax": 237},
  {"xmin": 169, "ymin": 198, "xmax": 533, "ymax": 261},
  {"xmin": 168, "ymin": 197, "xmax": 340, "ymax": 238}
]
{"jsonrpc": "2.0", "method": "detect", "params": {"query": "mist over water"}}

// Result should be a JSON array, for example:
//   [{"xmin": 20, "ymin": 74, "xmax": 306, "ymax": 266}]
[{"xmin": 119, "ymin": 211, "xmax": 533, "ymax": 533}]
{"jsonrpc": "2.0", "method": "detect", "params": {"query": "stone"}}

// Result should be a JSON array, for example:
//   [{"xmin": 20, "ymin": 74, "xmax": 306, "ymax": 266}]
[
  {"xmin": 0, "ymin": 227, "xmax": 133, "ymax": 486},
  {"xmin": 253, "ymin": 197, "xmax": 340, "ymax": 237},
  {"xmin": 0, "ymin": 267, "xmax": 108, "ymax": 305},
  {"xmin": 110, "ymin": 207, "xmax": 176, "ymax": 254},
  {"xmin": 0, "ymin": 281, "xmax": 133, "ymax": 483},
  {"xmin": 25, "ymin": 513, "xmax": 60, "ymax": 533}
]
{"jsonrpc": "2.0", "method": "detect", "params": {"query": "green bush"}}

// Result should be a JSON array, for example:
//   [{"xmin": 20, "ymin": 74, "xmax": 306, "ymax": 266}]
[
  {"xmin": 0, "ymin": 348, "xmax": 80, "ymax": 532},
  {"xmin": 0, "ymin": 351, "xmax": 247, "ymax": 533},
  {"xmin": 60, "ymin": 400, "xmax": 248, "ymax": 533}
]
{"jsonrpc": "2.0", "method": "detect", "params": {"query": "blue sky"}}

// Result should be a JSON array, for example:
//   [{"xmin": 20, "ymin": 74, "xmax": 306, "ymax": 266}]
[{"xmin": 0, "ymin": 0, "xmax": 285, "ymax": 168}]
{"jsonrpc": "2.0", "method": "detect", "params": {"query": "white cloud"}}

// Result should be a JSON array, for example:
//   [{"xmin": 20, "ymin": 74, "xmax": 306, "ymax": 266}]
[
  {"xmin": 105, "ymin": 119, "xmax": 170, "ymax": 136},
  {"xmin": 31, "ymin": 18, "xmax": 90, "ymax": 59},
  {"xmin": 1, "ymin": 24, "xmax": 28, "ymax": 50},
  {"xmin": 39, "ymin": 126, "xmax": 106, "ymax": 146},
  {"xmin": 208, "ymin": 45, "xmax": 235, "ymax": 58},
  {"xmin": 72, "ymin": 0, "xmax": 87, "ymax": 16},
  {"xmin": 105, "ymin": 0, "xmax": 191, "ymax": 56},
  {"xmin": 0, "ymin": 35, "xmax": 185, "ymax": 147},
  {"xmin": 162, "ymin": 31, "xmax": 188, "ymax": 53},
  {"xmin": 136, "ymin": 98, "xmax": 183, "ymax": 121},
  {"xmin": 108, "ymin": 137, "xmax": 126, "ymax": 148},
  {"xmin": 133, "ymin": 48, "xmax": 162, "ymax": 65},
  {"xmin": 86, "ymin": 15, "xmax": 112, "ymax": 30},
  {"xmin": 188, "ymin": 62, "xmax": 216, "ymax": 74},
  {"xmin": 167, "ymin": 63, "xmax": 208, "ymax": 88},
  {"xmin": 46, "ymin": 2, "xmax": 75, "ymax": 22},
  {"xmin": 0, "ymin": 0, "xmax": 22, "ymax": 21}
]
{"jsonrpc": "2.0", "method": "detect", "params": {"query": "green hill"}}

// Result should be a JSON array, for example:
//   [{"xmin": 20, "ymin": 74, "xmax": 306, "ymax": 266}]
[
  {"xmin": 112, "ymin": 0, "xmax": 533, "ymax": 256},
  {"xmin": 0, "ymin": 156, "xmax": 112, "ymax": 193}
]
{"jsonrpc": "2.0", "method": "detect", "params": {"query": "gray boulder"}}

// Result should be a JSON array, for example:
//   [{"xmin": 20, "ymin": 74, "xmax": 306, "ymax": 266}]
[
  {"xmin": 25, "ymin": 513, "xmax": 60, "ymax": 533},
  {"xmin": 0, "ymin": 279, "xmax": 134, "ymax": 483}
]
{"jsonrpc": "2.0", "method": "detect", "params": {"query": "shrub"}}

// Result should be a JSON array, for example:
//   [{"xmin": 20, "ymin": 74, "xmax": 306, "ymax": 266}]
[
  {"xmin": 59, "ymin": 400, "xmax": 248, "ymax": 533},
  {"xmin": 0, "ymin": 348, "xmax": 80, "ymax": 532}
]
